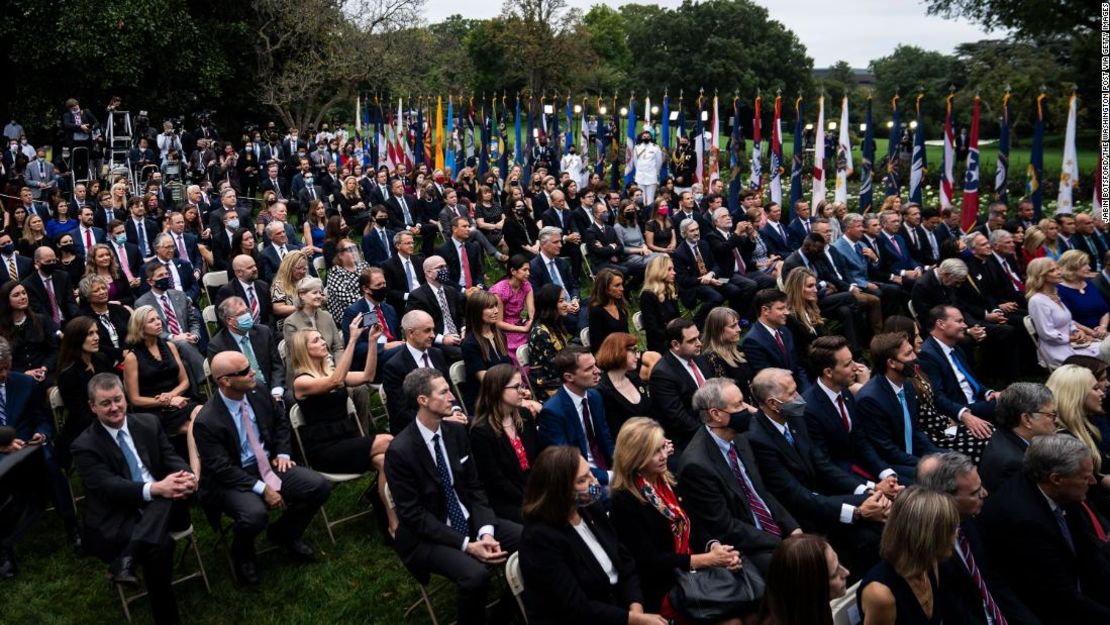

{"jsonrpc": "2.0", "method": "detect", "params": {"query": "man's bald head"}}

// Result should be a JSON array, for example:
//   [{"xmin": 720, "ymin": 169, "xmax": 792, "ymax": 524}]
[{"xmin": 211, "ymin": 350, "xmax": 249, "ymax": 378}]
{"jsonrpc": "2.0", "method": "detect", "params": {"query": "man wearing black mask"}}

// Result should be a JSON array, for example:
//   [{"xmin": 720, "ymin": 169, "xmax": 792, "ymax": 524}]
[{"xmin": 676, "ymin": 377, "xmax": 801, "ymax": 575}]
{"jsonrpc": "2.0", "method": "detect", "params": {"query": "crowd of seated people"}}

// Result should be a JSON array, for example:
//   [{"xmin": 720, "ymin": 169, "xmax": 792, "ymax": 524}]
[{"xmin": 4, "ymin": 114, "xmax": 1110, "ymax": 625}]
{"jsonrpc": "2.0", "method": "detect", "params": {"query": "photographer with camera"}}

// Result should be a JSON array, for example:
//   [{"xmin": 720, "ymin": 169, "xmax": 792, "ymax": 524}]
[
  {"xmin": 156, "ymin": 121, "xmax": 182, "ymax": 162},
  {"xmin": 189, "ymin": 138, "xmax": 217, "ymax": 185}
]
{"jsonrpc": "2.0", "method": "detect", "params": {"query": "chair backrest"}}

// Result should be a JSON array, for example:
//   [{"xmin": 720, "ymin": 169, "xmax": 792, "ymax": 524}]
[
  {"xmin": 288, "ymin": 397, "xmax": 363, "ymax": 466},
  {"xmin": 277, "ymin": 339, "xmax": 287, "ymax": 364},
  {"xmin": 830, "ymin": 580, "xmax": 862, "ymax": 625},
  {"xmin": 580, "ymin": 243, "xmax": 595, "ymax": 279},
  {"xmin": 201, "ymin": 270, "xmax": 229, "ymax": 291},
  {"xmin": 1022, "ymin": 315, "xmax": 1037, "ymax": 340},
  {"xmin": 506, "ymin": 551, "xmax": 528, "ymax": 622},
  {"xmin": 48, "ymin": 386, "xmax": 66, "ymax": 432},
  {"xmin": 907, "ymin": 299, "xmax": 918, "ymax": 320},
  {"xmin": 312, "ymin": 255, "xmax": 326, "ymax": 275},
  {"xmin": 202, "ymin": 305, "xmax": 218, "ymax": 338},
  {"xmin": 579, "ymin": 327, "xmax": 590, "ymax": 348},
  {"xmin": 383, "ymin": 482, "xmax": 395, "ymax": 510},
  {"xmin": 632, "ymin": 311, "xmax": 644, "ymax": 332},
  {"xmin": 448, "ymin": 360, "xmax": 467, "ymax": 412},
  {"xmin": 516, "ymin": 344, "xmax": 531, "ymax": 367}
]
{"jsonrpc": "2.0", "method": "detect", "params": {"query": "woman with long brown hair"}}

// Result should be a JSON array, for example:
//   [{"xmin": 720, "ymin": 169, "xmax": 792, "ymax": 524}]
[
  {"xmin": 460, "ymin": 290, "xmax": 513, "ymax": 412},
  {"xmin": 758, "ymin": 535, "xmax": 849, "ymax": 625}
]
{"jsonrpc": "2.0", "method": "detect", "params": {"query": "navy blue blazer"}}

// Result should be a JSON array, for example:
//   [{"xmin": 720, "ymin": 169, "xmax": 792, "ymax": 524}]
[
  {"xmin": 528, "ymin": 253, "xmax": 579, "ymax": 299},
  {"xmin": 3, "ymin": 371, "xmax": 51, "ymax": 441},
  {"xmin": 361, "ymin": 226, "xmax": 396, "ymax": 267},
  {"xmin": 739, "ymin": 323, "xmax": 811, "ymax": 394},
  {"xmin": 71, "ymin": 225, "xmax": 106, "ymax": 257},
  {"xmin": 258, "ymin": 240, "xmax": 307, "ymax": 285},
  {"xmin": 0, "ymin": 254, "xmax": 33, "ymax": 285},
  {"xmin": 786, "ymin": 217, "xmax": 812, "ymax": 250},
  {"xmin": 537, "ymin": 386, "xmax": 614, "ymax": 484},
  {"xmin": 875, "ymin": 231, "xmax": 919, "ymax": 275},
  {"xmin": 855, "ymin": 375, "xmax": 941, "ymax": 467},
  {"xmin": 169, "ymin": 231, "xmax": 201, "ymax": 268},
  {"xmin": 759, "ymin": 222, "xmax": 792, "ymax": 258},
  {"xmin": 918, "ymin": 336, "xmax": 992, "ymax": 420},
  {"xmin": 341, "ymin": 298, "xmax": 400, "ymax": 368},
  {"xmin": 141, "ymin": 258, "xmax": 199, "ymax": 301},
  {"xmin": 801, "ymin": 383, "xmax": 893, "ymax": 481}
]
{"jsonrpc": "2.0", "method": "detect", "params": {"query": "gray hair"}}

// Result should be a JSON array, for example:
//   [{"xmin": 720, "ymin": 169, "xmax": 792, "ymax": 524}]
[
  {"xmin": 294, "ymin": 277, "xmax": 323, "ymax": 309},
  {"xmin": 1024, "ymin": 434, "xmax": 1091, "ymax": 482},
  {"xmin": 988, "ymin": 229, "xmax": 1012, "ymax": 247},
  {"xmin": 78, "ymin": 274, "xmax": 110, "ymax": 300},
  {"xmin": 393, "ymin": 230, "xmax": 414, "ymax": 246},
  {"xmin": 712, "ymin": 207, "xmax": 730, "ymax": 221},
  {"xmin": 879, "ymin": 210, "xmax": 900, "ymax": 227},
  {"xmin": 680, "ymin": 218, "xmax": 699, "ymax": 237},
  {"xmin": 692, "ymin": 377, "xmax": 739, "ymax": 424},
  {"xmin": 217, "ymin": 296, "xmax": 247, "ymax": 325},
  {"xmin": 749, "ymin": 368, "xmax": 792, "ymax": 405},
  {"xmin": 266, "ymin": 220, "xmax": 285, "ymax": 235},
  {"xmin": 87, "ymin": 371, "xmax": 124, "ymax": 401},
  {"xmin": 0, "ymin": 336, "xmax": 11, "ymax": 364},
  {"xmin": 841, "ymin": 213, "xmax": 864, "ymax": 228},
  {"xmin": 538, "ymin": 226, "xmax": 562, "ymax": 245},
  {"xmin": 996, "ymin": 382, "xmax": 1055, "ymax": 429},
  {"xmin": 400, "ymin": 309, "xmax": 432, "ymax": 333},
  {"xmin": 937, "ymin": 258, "xmax": 968, "ymax": 280},
  {"xmin": 962, "ymin": 233, "xmax": 985, "ymax": 249},
  {"xmin": 152, "ymin": 232, "xmax": 172, "ymax": 250},
  {"xmin": 862, "ymin": 215, "xmax": 880, "ymax": 229},
  {"xmin": 916, "ymin": 452, "xmax": 976, "ymax": 495}
]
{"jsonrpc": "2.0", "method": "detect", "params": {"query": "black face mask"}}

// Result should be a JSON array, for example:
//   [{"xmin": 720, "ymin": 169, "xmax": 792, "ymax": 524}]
[
  {"xmin": 58, "ymin": 244, "xmax": 76, "ymax": 254},
  {"xmin": 900, "ymin": 358, "xmax": 918, "ymax": 378},
  {"xmin": 375, "ymin": 217, "xmax": 389, "ymax": 226},
  {"xmin": 727, "ymin": 409, "xmax": 753, "ymax": 433},
  {"xmin": 39, "ymin": 263, "xmax": 56, "ymax": 276},
  {"xmin": 369, "ymin": 287, "xmax": 388, "ymax": 301},
  {"xmin": 0, "ymin": 243, "xmax": 14, "ymax": 255}
]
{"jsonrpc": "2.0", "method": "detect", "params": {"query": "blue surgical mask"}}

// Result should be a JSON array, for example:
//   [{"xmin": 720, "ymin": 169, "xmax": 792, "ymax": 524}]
[
  {"xmin": 114, "ymin": 234, "xmax": 127, "ymax": 246},
  {"xmin": 235, "ymin": 313, "xmax": 254, "ymax": 332},
  {"xmin": 574, "ymin": 482, "xmax": 603, "ymax": 507},
  {"xmin": 227, "ymin": 218, "xmax": 240, "ymax": 230}
]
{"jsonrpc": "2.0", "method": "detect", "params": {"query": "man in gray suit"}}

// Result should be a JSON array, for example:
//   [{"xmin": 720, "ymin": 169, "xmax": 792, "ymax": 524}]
[
  {"xmin": 134, "ymin": 262, "xmax": 206, "ymax": 386},
  {"xmin": 24, "ymin": 147, "xmax": 55, "ymax": 201}
]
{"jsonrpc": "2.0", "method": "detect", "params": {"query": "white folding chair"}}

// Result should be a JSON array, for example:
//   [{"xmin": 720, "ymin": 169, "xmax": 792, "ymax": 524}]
[
  {"xmin": 202, "ymin": 305, "xmax": 218, "ymax": 340},
  {"xmin": 579, "ymin": 327, "xmax": 590, "ymax": 348},
  {"xmin": 632, "ymin": 311, "xmax": 644, "ymax": 332},
  {"xmin": 449, "ymin": 361, "xmax": 467, "ymax": 413},
  {"xmin": 516, "ymin": 344, "xmax": 531, "ymax": 368},
  {"xmin": 115, "ymin": 524, "xmax": 210, "ymax": 622},
  {"xmin": 1023, "ymin": 315, "xmax": 1050, "ymax": 370},
  {"xmin": 201, "ymin": 271, "xmax": 228, "ymax": 303},
  {"xmin": 288, "ymin": 400, "xmax": 373, "ymax": 544},
  {"xmin": 907, "ymin": 299, "xmax": 918, "ymax": 320},
  {"xmin": 831, "ymin": 580, "xmax": 862, "ymax": 625},
  {"xmin": 506, "ymin": 551, "xmax": 528, "ymax": 623},
  {"xmin": 312, "ymin": 255, "xmax": 326, "ymax": 275},
  {"xmin": 580, "ymin": 243, "xmax": 595, "ymax": 280}
]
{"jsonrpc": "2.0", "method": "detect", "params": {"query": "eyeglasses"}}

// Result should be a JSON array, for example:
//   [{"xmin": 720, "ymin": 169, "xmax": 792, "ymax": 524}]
[
  {"xmin": 340, "ymin": 246, "xmax": 358, "ymax": 253},
  {"xmin": 505, "ymin": 383, "xmax": 525, "ymax": 391},
  {"xmin": 1031, "ymin": 411, "xmax": 1058, "ymax": 420},
  {"xmin": 218, "ymin": 365, "xmax": 253, "ymax": 380}
]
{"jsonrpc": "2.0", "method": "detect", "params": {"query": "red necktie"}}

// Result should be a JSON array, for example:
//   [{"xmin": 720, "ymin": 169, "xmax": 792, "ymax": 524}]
[
  {"xmin": 84, "ymin": 228, "xmax": 92, "ymax": 250},
  {"xmin": 889, "ymin": 235, "xmax": 902, "ymax": 257},
  {"xmin": 957, "ymin": 529, "xmax": 1008, "ymax": 625},
  {"xmin": 374, "ymin": 306, "xmax": 394, "ymax": 341},
  {"xmin": 44, "ymin": 277, "xmax": 61, "ymax": 325},
  {"xmin": 161, "ymin": 294, "xmax": 181, "ymax": 335},
  {"xmin": 773, "ymin": 330, "xmax": 788, "ymax": 362},
  {"xmin": 246, "ymin": 285, "xmax": 260, "ymax": 320},
  {"xmin": 687, "ymin": 358, "xmax": 706, "ymax": 387},
  {"xmin": 836, "ymin": 394, "xmax": 851, "ymax": 432},
  {"xmin": 459, "ymin": 243, "xmax": 473, "ymax": 288},
  {"xmin": 726, "ymin": 444, "xmax": 781, "ymax": 536}
]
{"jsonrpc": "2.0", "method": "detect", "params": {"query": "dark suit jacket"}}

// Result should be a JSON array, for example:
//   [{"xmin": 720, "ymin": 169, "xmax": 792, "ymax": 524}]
[
  {"xmin": 747, "ymin": 411, "xmax": 867, "ymax": 531},
  {"xmin": 787, "ymin": 217, "xmax": 812, "ymax": 250},
  {"xmin": 193, "ymin": 388, "xmax": 292, "ymax": 498},
  {"xmin": 939, "ymin": 519, "xmax": 1042, "ymax": 625},
  {"xmin": 71, "ymin": 413, "xmax": 189, "ymax": 560},
  {"xmin": 583, "ymin": 222, "xmax": 623, "ymax": 268},
  {"xmin": 208, "ymin": 228, "xmax": 237, "ymax": 272},
  {"xmin": 405, "ymin": 283, "xmax": 463, "ymax": 338},
  {"xmin": 676, "ymin": 427, "xmax": 799, "ymax": 568},
  {"xmin": 672, "ymin": 239, "xmax": 721, "ymax": 307},
  {"xmin": 436, "ymin": 238, "xmax": 485, "ymax": 288},
  {"xmin": 519, "ymin": 503, "xmax": 643, "ymax": 625},
  {"xmin": 978, "ymin": 429, "xmax": 1029, "ymax": 492},
  {"xmin": 381, "ymin": 346, "xmax": 450, "ymax": 434},
  {"xmin": 740, "ymin": 322, "xmax": 811, "ymax": 394},
  {"xmin": 758, "ymin": 221, "xmax": 792, "ymax": 258},
  {"xmin": 539, "ymin": 207, "xmax": 579, "ymax": 235},
  {"xmin": 259, "ymin": 176, "xmax": 289, "ymax": 200},
  {"xmin": 536, "ymin": 387, "xmax": 614, "ymax": 484},
  {"xmin": 1071, "ymin": 233, "xmax": 1107, "ymax": 271},
  {"xmin": 918, "ymin": 336, "xmax": 990, "ymax": 420},
  {"xmin": 22, "ymin": 270, "xmax": 80, "ymax": 323},
  {"xmin": 71, "ymin": 225, "xmax": 105, "ymax": 257},
  {"xmin": 899, "ymin": 224, "xmax": 929, "ymax": 265},
  {"xmin": 124, "ymin": 218, "xmax": 160, "ymax": 255},
  {"xmin": 979, "ymin": 474, "xmax": 1110, "ymax": 625},
  {"xmin": 147, "ymin": 257, "xmax": 199, "ymax": 301},
  {"xmin": 855, "ymin": 375, "xmax": 940, "ymax": 467},
  {"xmin": 215, "ymin": 278, "xmax": 274, "ymax": 327},
  {"xmin": 384, "ymin": 420, "xmax": 498, "ymax": 581},
  {"xmin": 978, "ymin": 253, "xmax": 1025, "ymax": 308},
  {"xmin": 108, "ymin": 241, "xmax": 143, "ymax": 280},
  {"xmin": 705, "ymin": 227, "xmax": 756, "ymax": 279},
  {"xmin": 258, "ymin": 241, "xmax": 305, "ymax": 285},
  {"xmin": 910, "ymin": 269, "xmax": 954, "ymax": 323},
  {"xmin": 1095, "ymin": 272, "xmax": 1110, "ymax": 310},
  {"xmin": 647, "ymin": 351, "xmax": 712, "ymax": 448},
  {"xmin": 2, "ymin": 371, "xmax": 50, "ymax": 441},
  {"xmin": 206, "ymin": 325, "xmax": 285, "ymax": 392},
  {"xmin": 528, "ymin": 253, "xmax": 579, "ymax": 298},
  {"xmin": 340, "ymin": 298, "xmax": 401, "ymax": 369},
  {"xmin": 468, "ymin": 418, "xmax": 537, "ymax": 523},
  {"xmin": 360, "ymin": 226, "xmax": 396, "ymax": 266},
  {"xmin": 0, "ymin": 254, "xmax": 33, "ymax": 285},
  {"xmin": 802, "ymin": 383, "xmax": 892, "ymax": 480},
  {"xmin": 381, "ymin": 253, "xmax": 426, "ymax": 310},
  {"xmin": 875, "ymin": 231, "xmax": 919, "ymax": 275},
  {"xmin": 384, "ymin": 194, "xmax": 420, "ymax": 229}
]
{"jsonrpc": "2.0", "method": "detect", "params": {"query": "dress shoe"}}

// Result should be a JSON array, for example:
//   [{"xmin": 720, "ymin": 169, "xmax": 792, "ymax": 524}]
[
  {"xmin": 282, "ymin": 539, "xmax": 316, "ymax": 563},
  {"xmin": 234, "ymin": 558, "xmax": 260, "ymax": 586},
  {"xmin": 0, "ymin": 549, "xmax": 16, "ymax": 579},
  {"xmin": 110, "ymin": 555, "xmax": 140, "ymax": 587}
]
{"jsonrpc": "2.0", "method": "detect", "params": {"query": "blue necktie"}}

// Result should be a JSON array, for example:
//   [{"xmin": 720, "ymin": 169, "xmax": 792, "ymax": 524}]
[
  {"xmin": 950, "ymin": 348, "xmax": 982, "ymax": 397},
  {"xmin": 0, "ymin": 387, "xmax": 7, "ymax": 425},
  {"xmin": 896, "ymin": 388, "xmax": 913, "ymax": 453},
  {"xmin": 117, "ymin": 430, "xmax": 144, "ymax": 482},
  {"xmin": 782, "ymin": 426, "xmax": 795, "ymax": 447},
  {"xmin": 432, "ymin": 433, "xmax": 468, "ymax": 532},
  {"xmin": 137, "ymin": 222, "xmax": 148, "ymax": 255},
  {"xmin": 1054, "ymin": 507, "xmax": 1075, "ymax": 552},
  {"xmin": 854, "ymin": 241, "xmax": 863, "ymax": 257}
]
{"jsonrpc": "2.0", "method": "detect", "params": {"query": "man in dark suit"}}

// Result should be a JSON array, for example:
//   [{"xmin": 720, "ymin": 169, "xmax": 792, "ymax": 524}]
[
  {"xmin": 528, "ymin": 226, "xmax": 583, "ymax": 331},
  {"xmin": 361, "ymin": 207, "xmax": 396, "ymax": 267},
  {"xmin": 916, "ymin": 452, "xmax": 1041, "ymax": 625},
  {"xmin": 257, "ymin": 222, "xmax": 305, "ymax": 285},
  {"xmin": 748, "ymin": 367, "xmax": 887, "ymax": 571},
  {"xmin": 673, "ymin": 218, "xmax": 748, "ymax": 320},
  {"xmin": 341, "ymin": 267, "xmax": 405, "ymax": 370},
  {"xmin": 216, "ymin": 255, "xmax": 273, "ymax": 328},
  {"xmin": 366, "ymin": 168, "xmax": 391, "ymax": 207},
  {"xmin": 978, "ymin": 229, "xmax": 1026, "ymax": 309},
  {"xmin": 72, "ymin": 373, "xmax": 196, "ymax": 625},
  {"xmin": 73, "ymin": 206, "xmax": 105, "ymax": 258},
  {"xmin": 538, "ymin": 189, "xmax": 584, "ymax": 280},
  {"xmin": 385, "ymin": 367, "xmax": 521, "ymax": 625},
  {"xmin": 1071, "ymin": 212, "xmax": 1107, "ymax": 271},
  {"xmin": 875, "ymin": 210, "xmax": 922, "ymax": 288},
  {"xmin": 0, "ymin": 232, "xmax": 33, "ymax": 285},
  {"xmin": 803, "ymin": 335, "xmax": 910, "ymax": 484},
  {"xmin": 758, "ymin": 202, "xmax": 793, "ymax": 260},
  {"xmin": 149, "ymin": 233, "xmax": 200, "ymax": 301},
  {"xmin": 918, "ymin": 305, "xmax": 998, "ymax": 429},
  {"xmin": 704, "ymin": 207, "xmax": 775, "ymax": 299},
  {"xmin": 295, "ymin": 171, "xmax": 329, "ymax": 215},
  {"xmin": 124, "ymin": 197, "xmax": 160, "ymax": 260},
  {"xmin": 856, "ymin": 332, "xmax": 942, "ymax": 469},
  {"xmin": 205, "ymin": 188, "xmax": 253, "ymax": 235},
  {"xmin": 208, "ymin": 295, "xmax": 287, "ymax": 405},
  {"xmin": 898, "ymin": 203, "xmax": 931, "ymax": 267},
  {"xmin": 381, "ymin": 231, "xmax": 426, "ymax": 310},
  {"xmin": 208, "ymin": 209, "xmax": 240, "ymax": 273},
  {"xmin": 194, "ymin": 351, "xmax": 331, "ymax": 584},
  {"xmin": 740, "ymin": 288, "xmax": 811, "ymax": 394},
  {"xmin": 978, "ymin": 382, "xmax": 1057, "ymax": 492},
  {"xmin": 135, "ymin": 263, "xmax": 207, "ymax": 385},
  {"xmin": 437, "ymin": 216, "xmax": 485, "ymax": 292},
  {"xmin": 676, "ymin": 377, "xmax": 801, "ymax": 574},
  {"xmin": 978, "ymin": 435, "xmax": 1110, "ymax": 625},
  {"xmin": 259, "ymin": 162, "xmax": 289, "ymax": 202},
  {"xmin": 385, "ymin": 178, "xmax": 438, "ymax": 258},
  {"xmin": 22, "ymin": 247, "xmax": 80, "ymax": 326},
  {"xmin": 786, "ymin": 200, "xmax": 813, "ymax": 250},
  {"xmin": 381, "ymin": 310, "xmax": 453, "ymax": 434},
  {"xmin": 916, "ymin": 207, "xmax": 943, "ymax": 267},
  {"xmin": 583, "ymin": 201, "xmax": 636, "ymax": 279},
  {"xmin": 536, "ymin": 347, "xmax": 615, "ymax": 485},
  {"xmin": 530, "ymin": 175, "xmax": 556, "ymax": 221},
  {"xmin": 935, "ymin": 207, "xmax": 960, "ymax": 244},
  {"xmin": 648, "ymin": 319, "xmax": 713, "ymax": 450},
  {"xmin": 404, "ymin": 256, "xmax": 463, "ymax": 363},
  {"xmin": 106, "ymin": 220, "xmax": 144, "ymax": 288}
]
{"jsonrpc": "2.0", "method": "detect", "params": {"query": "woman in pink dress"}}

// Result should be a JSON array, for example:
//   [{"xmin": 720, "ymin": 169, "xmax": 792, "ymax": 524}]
[{"xmin": 489, "ymin": 254, "xmax": 535, "ymax": 364}]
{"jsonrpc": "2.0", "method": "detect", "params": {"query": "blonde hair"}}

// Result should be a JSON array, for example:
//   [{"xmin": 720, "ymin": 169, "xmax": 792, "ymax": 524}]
[
  {"xmin": 783, "ymin": 266, "xmax": 824, "ymax": 332},
  {"xmin": 1023, "ymin": 226, "xmax": 1046, "ymax": 255},
  {"xmin": 1024, "ymin": 257, "xmax": 1056, "ymax": 299},
  {"xmin": 126, "ymin": 305, "xmax": 158, "ymax": 345},
  {"xmin": 273, "ymin": 250, "xmax": 309, "ymax": 305},
  {"xmin": 879, "ymin": 487, "xmax": 960, "ymax": 578},
  {"xmin": 610, "ymin": 417, "xmax": 673, "ymax": 502},
  {"xmin": 1046, "ymin": 364, "xmax": 1103, "ymax": 471},
  {"xmin": 21, "ymin": 214, "xmax": 43, "ymax": 243},
  {"xmin": 288, "ymin": 328, "xmax": 332, "ymax": 378},
  {"xmin": 84, "ymin": 243, "xmax": 121, "ymax": 279},
  {"xmin": 702, "ymin": 307, "xmax": 745, "ymax": 366},
  {"xmin": 641, "ymin": 255, "xmax": 677, "ymax": 302},
  {"xmin": 1056, "ymin": 249, "xmax": 1090, "ymax": 283}
]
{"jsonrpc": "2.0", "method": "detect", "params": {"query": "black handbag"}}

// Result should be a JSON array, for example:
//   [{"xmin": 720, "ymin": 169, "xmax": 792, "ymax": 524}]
[{"xmin": 668, "ymin": 564, "xmax": 765, "ymax": 621}]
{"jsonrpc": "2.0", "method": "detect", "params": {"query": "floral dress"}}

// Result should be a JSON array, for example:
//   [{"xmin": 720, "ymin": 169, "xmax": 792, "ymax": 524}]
[{"xmin": 528, "ymin": 323, "xmax": 569, "ymax": 399}]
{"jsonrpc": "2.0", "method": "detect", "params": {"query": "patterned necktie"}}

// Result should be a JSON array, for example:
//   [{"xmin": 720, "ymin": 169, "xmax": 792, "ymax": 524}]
[
  {"xmin": 7, "ymin": 257, "xmax": 16, "ymax": 280},
  {"xmin": 163, "ymin": 262, "xmax": 175, "ymax": 288},
  {"xmin": 431, "ymin": 433, "xmax": 468, "ymax": 531},
  {"xmin": 240, "ymin": 400, "xmax": 281, "ymax": 492},
  {"xmin": 0, "ymin": 387, "xmax": 7, "ymax": 425},
  {"xmin": 117, "ymin": 430, "xmax": 144, "ymax": 482},
  {"xmin": 44, "ymin": 276, "xmax": 61, "ymax": 325},
  {"xmin": 246, "ymin": 285, "xmax": 260, "ymax": 321},
  {"xmin": 957, "ymin": 529, "xmax": 1008, "ymax": 625},
  {"xmin": 693, "ymin": 244, "xmax": 707, "ymax": 275},
  {"xmin": 161, "ymin": 294, "xmax": 181, "ymax": 335},
  {"xmin": 436, "ymin": 289, "xmax": 458, "ymax": 335},
  {"xmin": 726, "ymin": 443, "xmax": 781, "ymax": 536},
  {"xmin": 773, "ymin": 330, "xmax": 788, "ymax": 362},
  {"xmin": 581, "ymin": 397, "xmax": 607, "ymax": 471},
  {"xmin": 782, "ymin": 425, "xmax": 796, "ymax": 447}
]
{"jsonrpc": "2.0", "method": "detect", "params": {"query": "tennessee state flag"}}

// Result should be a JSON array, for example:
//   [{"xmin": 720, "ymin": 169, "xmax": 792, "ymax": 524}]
[{"xmin": 960, "ymin": 95, "xmax": 981, "ymax": 234}]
